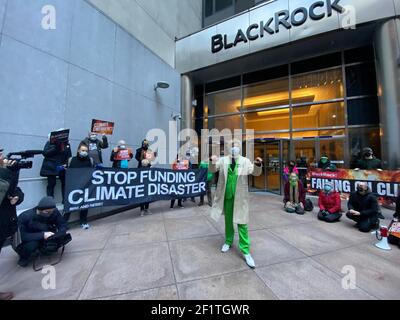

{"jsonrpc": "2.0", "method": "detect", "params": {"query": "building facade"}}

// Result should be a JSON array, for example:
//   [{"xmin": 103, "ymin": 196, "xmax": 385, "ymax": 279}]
[
  {"xmin": 0, "ymin": 0, "xmax": 198, "ymax": 210},
  {"xmin": 177, "ymin": 0, "xmax": 400, "ymax": 194}
]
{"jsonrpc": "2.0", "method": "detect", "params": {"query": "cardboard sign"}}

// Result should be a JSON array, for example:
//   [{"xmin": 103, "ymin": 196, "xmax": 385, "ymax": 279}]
[
  {"xmin": 114, "ymin": 149, "xmax": 132, "ymax": 161},
  {"xmin": 91, "ymin": 119, "xmax": 114, "ymax": 135},
  {"xmin": 174, "ymin": 160, "xmax": 189, "ymax": 170},
  {"xmin": 389, "ymin": 221, "xmax": 400, "ymax": 239},
  {"xmin": 50, "ymin": 129, "xmax": 70, "ymax": 144}
]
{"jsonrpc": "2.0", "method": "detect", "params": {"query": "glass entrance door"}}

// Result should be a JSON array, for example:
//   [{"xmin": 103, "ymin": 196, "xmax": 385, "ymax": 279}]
[{"xmin": 250, "ymin": 140, "xmax": 283, "ymax": 194}]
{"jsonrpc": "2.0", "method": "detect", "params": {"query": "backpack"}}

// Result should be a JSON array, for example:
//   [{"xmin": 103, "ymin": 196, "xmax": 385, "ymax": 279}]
[{"xmin": 305, "ymin": 199, "xmax": 314, "ymax": 212}]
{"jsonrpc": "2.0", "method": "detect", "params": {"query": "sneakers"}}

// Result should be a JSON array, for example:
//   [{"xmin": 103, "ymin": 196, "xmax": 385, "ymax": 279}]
[
  {"xmin": 221, "ymin": 244, "xmax": 231, "ymax": 253},
  {"xmin": 81, "ymin": 224, "xmax": 90, "ymax": 230},
  {"xmin": 140, "ymin": 210, "xmax": 145, "ymax": 217},
  {"xmin": 244, "ymin": 254, "xmax": 256, "ymax": 269}
]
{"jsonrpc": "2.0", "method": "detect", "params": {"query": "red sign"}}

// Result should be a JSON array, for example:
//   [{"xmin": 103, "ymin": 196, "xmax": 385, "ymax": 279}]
[
  {"xmin": 114, "ymin": 149, "xmax": 132, "ymax": 161},
  {"xmin": 91, "ymin": 119, "xmax": 114, "ymax": 135}
]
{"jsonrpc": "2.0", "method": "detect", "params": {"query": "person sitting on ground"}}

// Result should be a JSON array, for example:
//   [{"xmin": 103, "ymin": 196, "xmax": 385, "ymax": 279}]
[
  {"xmin": 16, "ymin": 197, "xmax": 71, "ymax": 267},
  {"xmin": 346, "ymin": 182, "xmax": 380, "ymax": 233},
  {"xmin": 283, "ymin": 160, "xmax": 299, "ymax": 184},
  {"xmin": 64, "ymin": 143, "xmax": 94, "ymax": 230},
  {"xmin": 356, "ymin": 147, "xmax": 383, "ymax": 170},
  {"xmin": 388, "ymin": 193, "xmax": 400, "ymax": 247},
  {"xmin": 318, "ymin": 182, "xmax": 342, "ymax": 223},
  {"xmin": 318, "ymin": 155, "xmax": 337, "ymax": 172},
  {"xmin": 283, "ymin": 173, "xmax": 306, "ymax": 215}
]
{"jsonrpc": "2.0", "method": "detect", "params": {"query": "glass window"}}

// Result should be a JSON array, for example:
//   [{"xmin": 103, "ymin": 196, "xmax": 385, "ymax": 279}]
[
  {"xmin": 348, "ymin": 127, "xmax": 381, "ymax": 168},
  {"xmin": 345, "ymin": 63, "xmax": 377, "ymax": 97},
  {"xmin": 291, "ymin": 68, "xmax": 344, "ymax": 103},
  {"xmin": 344, "ymin": 46, "xmax": 375, "ymax": 64},
  {"xmin": 243, "ymin": 78, "xmax": 289, "ymax": 111},
  {"xmin": 292, "ymin": 129, "xmax": 345, "ymax": 139},
  {"xmin": 292, "ymin": 101, "xmax": 345, "ymax": 130},
  {"xmin": 243, "ymin": 65, "xmax": 288, "ymax": 85},
  {"xmin": 291, "ymin": 53, "xmax": 341, "ymax": 75},
  {"xmin": 205, "ymin": 0, "xmax": 214, "ymax": 17},
  {"xmin": 253, "ymin": 132, "xmax": 290, "ymax": 139},
  {"xmin": 206, "ymin": 115, "xmax": 242, "ymax": 132},
  {"xmin": 244, "ymin": 108, "xmax": 290, "ymax": 132},
  {"xmin": 235, "ymin": 0, "xmax": 255, "ymax": 13},
  {"xmin": 206, "ymin": 88, "xmax": 241, "ymax": 116},
  {"xmin": 320, "ymin": 139, "xmax": 345, "ymax": 167},
  {"xmin": 216, "ymin": 0, "xmax": 233, "ymax": 11},
  {"xmin": 347, "ymin": 97, "xmax": 380, "ymax": 126},
  {"xmin": 294, "ymin": 140, "xmax": 317, "ymax": 167}
]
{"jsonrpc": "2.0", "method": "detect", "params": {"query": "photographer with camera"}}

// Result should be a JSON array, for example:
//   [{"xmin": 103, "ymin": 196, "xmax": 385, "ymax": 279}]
[
  {"xmin": 0, "ymin": 148, "xmax": 24, "ymax": 300},
  {"xmin": 16, "ymin": 197, "xmax": 71, "ymax": 268},
  {"xmin": 40, "ymin": 131, "xmax": 72, "ymax": 203}
]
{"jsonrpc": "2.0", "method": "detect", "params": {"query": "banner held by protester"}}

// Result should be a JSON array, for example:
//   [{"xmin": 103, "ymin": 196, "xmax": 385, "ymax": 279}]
[{"xmin": 64, "ymin": 168, "xmax": 208, "ymax": 212}]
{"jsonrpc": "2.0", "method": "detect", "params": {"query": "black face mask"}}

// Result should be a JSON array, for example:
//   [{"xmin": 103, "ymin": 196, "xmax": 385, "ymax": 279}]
[{"xmin": 142, "ymin": 145, "xmax": 149, "ymax": 150}]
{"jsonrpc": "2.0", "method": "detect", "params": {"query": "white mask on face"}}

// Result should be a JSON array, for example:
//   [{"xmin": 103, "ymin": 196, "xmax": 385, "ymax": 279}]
[
  {"xmin": 231, "ymin": 146, "xmax": 240, "ymax": 158},
  {"xmin": 119, "ymin": 145, "xmax": 127, "ymax": 150}
]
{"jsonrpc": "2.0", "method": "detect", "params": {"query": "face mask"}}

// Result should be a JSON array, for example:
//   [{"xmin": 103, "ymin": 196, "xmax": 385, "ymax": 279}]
[
  {"xmin": 119, "ymin": 145, "xmax": 127, "ymax": 150},
  {"xmin": 231, "ymin": 147, "xmax": 240, "ymax": 157},
  {"xmin": 324, "ymin": 185, "xmax": 333, "ymax": 193},
  {"xmin": 289, "ymin": 177, "xmax": 298, "ymax": 187},
  {"xmin": 321, "ymin": 157, "xmax": 328, "ymax": 164},
  {"xmin": 79, "ymin": 151, "xmax": 88, "ymax": 158},
  {"xmin": 90, "ymin": 135, "xmax": 97, "ymax": 141}
]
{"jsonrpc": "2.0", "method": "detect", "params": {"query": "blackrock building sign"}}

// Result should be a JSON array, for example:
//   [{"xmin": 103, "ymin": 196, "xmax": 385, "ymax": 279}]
[
  {"xmin": 211, "ymin": 0, "xmax": 344, "ymax": 53},
  {"xmin": 176, "ymin": 0, "xmax": 399, "ymax": 73}
]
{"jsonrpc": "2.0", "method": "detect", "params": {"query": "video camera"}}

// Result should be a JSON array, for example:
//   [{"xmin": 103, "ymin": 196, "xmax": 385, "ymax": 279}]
[{"xmin": 6, "ymin": 150, "xmax": 43, "ymax": 170}]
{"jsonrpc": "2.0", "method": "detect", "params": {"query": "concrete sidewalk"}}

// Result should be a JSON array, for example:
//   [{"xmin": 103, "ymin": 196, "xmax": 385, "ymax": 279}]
[{"xmin": 1, "ymin": 193, "xmax": 399, "ymax": 300}]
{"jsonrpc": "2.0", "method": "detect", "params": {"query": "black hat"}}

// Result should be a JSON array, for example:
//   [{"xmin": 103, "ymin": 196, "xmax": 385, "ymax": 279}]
[{"xmin": 37, "ymin": 197, "xmax": 57, "ymax": 210}]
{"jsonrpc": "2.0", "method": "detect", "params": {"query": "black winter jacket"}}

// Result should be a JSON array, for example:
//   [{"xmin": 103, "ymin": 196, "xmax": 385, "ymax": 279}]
[
  {"xmin": 81, "ymin": 136, "xmax": 109, "ymax": 164},
  {"xmin": 40, "ymin": 142, "xmax": 72, "ymax": 176},
  {"xmin": 0, "ymin": 167, "xmax": 24, "ymax": 240},
  {"xmin": 348, "ymin": 190, "xmax": 380, "ymax": 218},
  {"xmin": 18, "ymin": 208, "xmax": 67, "ymax": 243}
]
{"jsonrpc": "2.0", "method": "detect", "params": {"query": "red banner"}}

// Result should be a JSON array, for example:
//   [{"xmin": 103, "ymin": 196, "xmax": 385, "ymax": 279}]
[{"xmin": 308, "ymin": 169, "xmax": 400, "ymax": 203}]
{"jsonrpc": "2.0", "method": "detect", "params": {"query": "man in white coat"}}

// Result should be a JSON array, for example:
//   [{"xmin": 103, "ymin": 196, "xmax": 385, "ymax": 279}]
[{"xmin": 210, "ymin": 140, "xmax": 263, "ymax": 268}]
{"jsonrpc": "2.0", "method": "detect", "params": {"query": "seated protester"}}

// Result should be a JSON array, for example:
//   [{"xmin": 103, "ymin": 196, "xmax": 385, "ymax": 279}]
[
  {"xmin": 318, "ymin": 155, "xmax": 337, "ymax": 172},
  {"xmin": 283, "ymin": 173, "xmax": 306, "ymax": 215},
  {"xmin": 64, "ymin": 143, "xmax": 94, "ymax": 230},
  {"xmin": 346, "ymin": 182, "xmax": 380, "ymax": 233},
  {"xmin": 283, "ymin": 160, "xmax": 299, "ymax": 185},
  {"xmin": 388, "ymin": 194, "xmax": 400, "ymax": 247},
  {"xmin": 318, "ymin": 182, "xmax": 342, "ymax": 223},
  {"xmin": 16, "ymin": 197, "xmax": 71, "ymax": 267},
  {"xmin": 356, "ymin": 147, "xmax": 383, "ymax": 170}
]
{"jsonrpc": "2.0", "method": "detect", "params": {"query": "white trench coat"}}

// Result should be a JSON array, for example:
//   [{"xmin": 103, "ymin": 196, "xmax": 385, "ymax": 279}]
[{"xmin": 209, "ymin": 155, "xmax": 262, "ymax": 225}]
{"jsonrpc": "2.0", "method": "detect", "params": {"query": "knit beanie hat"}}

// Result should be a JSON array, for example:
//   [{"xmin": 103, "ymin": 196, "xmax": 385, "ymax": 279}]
[{"xmin": 37, "ymin": 196, "xmax": 57, "ymax": 210}]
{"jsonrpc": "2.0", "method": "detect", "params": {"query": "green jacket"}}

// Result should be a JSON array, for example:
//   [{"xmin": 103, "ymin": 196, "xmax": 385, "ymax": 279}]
[{"xmin": 199, "ymin": 161, "xmax": 213, "ymax": 182}]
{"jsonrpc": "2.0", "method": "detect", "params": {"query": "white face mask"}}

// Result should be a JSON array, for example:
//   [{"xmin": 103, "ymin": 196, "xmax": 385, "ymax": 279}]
[
  {"xmin": 90, "ymin": 135, "xmax": 97, "ymax": 141},
  {"xmin": 79, "ymin": 151, "xmax": 88, "ymax": 158},
  {"xmin": 231, "ymin": 146, "xmax": 240, "ymax": 157},
  {"xmin": 119, "ymin": 145, "xmax": 127, "ymax": 150}
]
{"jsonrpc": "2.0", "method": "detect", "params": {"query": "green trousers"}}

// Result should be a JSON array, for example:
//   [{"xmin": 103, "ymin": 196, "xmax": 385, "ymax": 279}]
[{"xmin": 223, "ymin": 196, "xmax": 250, "ymax": 255}]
